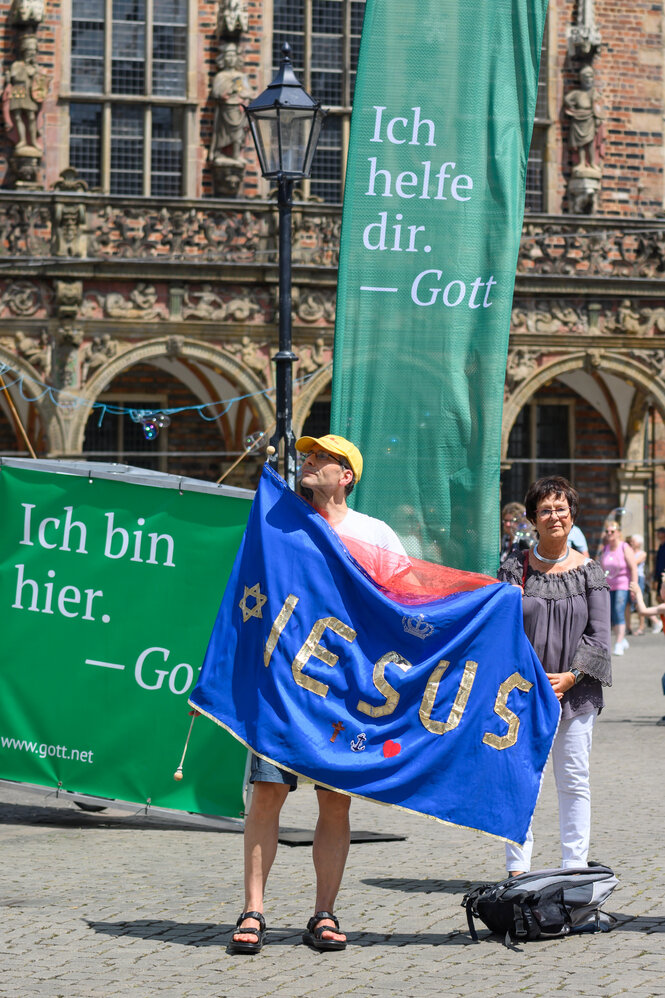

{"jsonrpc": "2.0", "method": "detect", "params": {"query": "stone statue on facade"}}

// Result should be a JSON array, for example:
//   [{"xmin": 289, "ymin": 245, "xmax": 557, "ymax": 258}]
[
  {"xmin": 3, "ymin": 33, "xmax": 48, "ymax": 156},
  {"xmin": 217, "ymin": 0, "xmax": 249, "ymax": 37},
  {"xmin": 9, "ymin": 0, "xmax": 45, "ymax": 27},
  {"xmin": 209, "ymin": 43, "xmax": 253, "ymax": 196},
  {"xmin": 565, "ymin": 66, "xmax": 603, "ymax": 173},
  {"xmin": 14, "ymin": 329, "xmax": 49, "ymax": 375},
  {"xmin": 81, "ymin": 334, "xmax": 118, "ymax": 383},
  {"xmin": 568, "ymin": 0, "xmax": 601, "ymax": 57},
  {"xmin": 565, "ymin": 64, "xmax": 604, "ymax": 214},
  {"xmin": 52, "ymin": 202, "xmax": 87, "ymax": 257}
]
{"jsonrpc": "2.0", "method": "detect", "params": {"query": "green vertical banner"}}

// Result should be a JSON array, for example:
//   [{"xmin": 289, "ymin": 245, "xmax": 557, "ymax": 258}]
[
  {"xmin": 0, "ymin": 460, "xmax": 252, "ymax": 818},
  {"xmin": 331, "ymin": 0, "xmax": 548, "ymax": 575}
]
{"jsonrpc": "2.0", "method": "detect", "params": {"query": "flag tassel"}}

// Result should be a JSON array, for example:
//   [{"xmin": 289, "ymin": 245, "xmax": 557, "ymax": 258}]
[{"xmin": 173, "ymin": 710, "xmax": 199, "ymax": 781}]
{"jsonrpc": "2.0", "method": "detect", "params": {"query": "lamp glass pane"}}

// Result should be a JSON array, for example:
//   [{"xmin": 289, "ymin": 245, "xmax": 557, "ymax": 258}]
[
  {"xmin": 278, "ymin": 109, "xmax": 314, "ymax": 175},
  {"xmin": 252, "ymin": 113, "xmax": 281, "ymax": 175},
  {"xmin": 302, "ymin": 109, "xmax": 325, "ymax": 176}
]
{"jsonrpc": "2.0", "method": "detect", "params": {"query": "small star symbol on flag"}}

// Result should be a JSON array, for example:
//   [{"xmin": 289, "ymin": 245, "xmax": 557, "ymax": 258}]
[{"xmin": 239, "ymin": 583, "xmax": 267, "ymax": 623}]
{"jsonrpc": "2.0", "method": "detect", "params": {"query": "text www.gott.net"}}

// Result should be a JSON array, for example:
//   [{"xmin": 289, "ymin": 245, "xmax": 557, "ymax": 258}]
[{"xmin": 1, "ymin": 735, "xmax": 94, "ymax": 763}]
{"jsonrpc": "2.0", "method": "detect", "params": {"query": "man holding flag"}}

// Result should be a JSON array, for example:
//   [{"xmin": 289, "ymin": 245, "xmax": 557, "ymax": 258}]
[
  {"xmin": 229, "ymin": 434, "xmax": 407, "ymax": 954},
  {"xmin": 192, "ymin": 435, "xmax": 559, "ymax": 955}
]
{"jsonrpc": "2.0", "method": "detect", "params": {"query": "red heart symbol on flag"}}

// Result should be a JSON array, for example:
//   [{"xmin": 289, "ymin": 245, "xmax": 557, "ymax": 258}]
[{"xmin": 382, "ymin": 740, "xmax": 401, "ymax": 758}]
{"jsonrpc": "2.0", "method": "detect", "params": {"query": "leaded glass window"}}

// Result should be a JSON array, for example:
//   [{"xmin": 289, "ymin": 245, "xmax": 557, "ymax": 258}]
[
  {"xmin": 273, "ymin": 0, "xmax": 366, "ymax": 202},
  {"xmin": 69, "ymin": 0, "xmax": 190, "ymax": 195},
  {"xmin": 526, "ymin": 15, "xmax": 550, "ymax": 212}
]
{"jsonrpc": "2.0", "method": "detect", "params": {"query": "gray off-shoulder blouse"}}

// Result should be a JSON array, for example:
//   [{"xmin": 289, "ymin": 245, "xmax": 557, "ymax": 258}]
[{"xmin": 498, "ymin": 552, "xmax": 612, "ymax": 720}]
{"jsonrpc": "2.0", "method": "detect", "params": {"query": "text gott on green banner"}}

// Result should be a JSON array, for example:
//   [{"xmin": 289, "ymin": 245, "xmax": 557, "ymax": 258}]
[{"xmin": 0, "ymin": 459, "xmax": 252, "ymax": 819}]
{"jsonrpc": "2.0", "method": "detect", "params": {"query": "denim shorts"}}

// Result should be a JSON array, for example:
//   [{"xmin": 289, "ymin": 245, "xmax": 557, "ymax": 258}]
[
  {"xmin": 249, "ymin": 754, "xmax": 330, "ymax": 793},
  {"xmin": 250, "ymin": 753, "xmax": 298, "ymax": 791},
  {"xmin": 610, "ymin": 588, "xmax": 629, "ymax": 626}
]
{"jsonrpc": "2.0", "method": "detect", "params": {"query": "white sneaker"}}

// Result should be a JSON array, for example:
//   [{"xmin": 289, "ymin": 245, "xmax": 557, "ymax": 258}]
[
  {"xmin": 622, "ymin": 638, "xmax": 629, "ymax": 650},
  {"xmin": 653, "ymin": 619, "xmax": 663, "ymax": 634},
  {"xmin": 613, "ymin": 642, "xmax": 624, "ymax": 655}
]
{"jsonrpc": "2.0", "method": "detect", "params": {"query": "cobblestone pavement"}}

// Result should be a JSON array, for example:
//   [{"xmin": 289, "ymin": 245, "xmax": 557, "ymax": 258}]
[{"xmin": 2, "ymin": 630, "xmax": 665, "ymax": 997}]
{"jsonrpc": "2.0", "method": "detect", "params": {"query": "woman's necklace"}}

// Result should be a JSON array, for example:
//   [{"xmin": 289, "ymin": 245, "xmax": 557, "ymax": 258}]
[{"xmin": 533, "ymin": 542, "xmax": 570, "ymax": 564}]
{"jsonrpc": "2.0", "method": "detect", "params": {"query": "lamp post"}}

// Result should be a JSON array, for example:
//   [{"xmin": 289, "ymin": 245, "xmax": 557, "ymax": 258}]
[{"xmin": 245, "ymin": 43, "xmax": 325, "ymax": 490}]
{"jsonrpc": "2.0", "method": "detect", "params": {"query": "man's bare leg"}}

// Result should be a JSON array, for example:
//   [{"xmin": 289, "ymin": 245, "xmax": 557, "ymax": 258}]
[
  {"xmin": 232, "ymin": 781, "xmax": 290, "ymax": 944},
  {"xmin": 310, "ymin": 789, "xmax": 351, "ymax": 943}
]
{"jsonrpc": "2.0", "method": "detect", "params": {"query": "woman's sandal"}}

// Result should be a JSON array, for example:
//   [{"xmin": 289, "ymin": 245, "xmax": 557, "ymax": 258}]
[
  {"xmin": 228, "ymin": 910, "xmax": 266, "ymax": 954},
  {"xmin": 302, "ymin": 910, "xmax": 347, "ymax": 951}
]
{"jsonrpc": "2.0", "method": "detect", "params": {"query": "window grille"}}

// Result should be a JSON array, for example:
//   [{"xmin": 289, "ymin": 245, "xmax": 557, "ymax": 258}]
[
  {"xmin": 273, "ymin": 0, "xmax": 366, "ymax": 202},
  {"xmin": 69, "ymin": 0, "xmax": 189, "ymax": 195}
]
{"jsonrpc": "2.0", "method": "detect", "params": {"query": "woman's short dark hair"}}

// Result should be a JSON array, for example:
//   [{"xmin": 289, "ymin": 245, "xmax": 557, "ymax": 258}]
[{"xmin": 524, "ymin": 476, "xmax": 579, "ymax": 523}]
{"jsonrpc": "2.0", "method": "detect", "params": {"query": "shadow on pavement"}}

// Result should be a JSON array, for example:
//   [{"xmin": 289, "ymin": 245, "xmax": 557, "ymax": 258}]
[
  {"xmin": 362, "ymin": 877, "xmax": 472, "ymax": 894},
  {"xmin": 86, "ymin": 918, "xmax": 472, "ymax": 948},
  {"xmin": 0, "ymin": 801, "xmax": 236, "ymax": 832},
  {"xmin": 599, "ymin": 716, "xmax": 665, "ymax": 726},
  {"xmin": 610, "ymin": 914, "xmax": 665, "ymax": 932}
]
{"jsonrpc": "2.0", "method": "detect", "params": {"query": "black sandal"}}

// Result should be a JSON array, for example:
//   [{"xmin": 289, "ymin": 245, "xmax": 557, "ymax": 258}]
[
  {"xmin": 302, "ymin": 910, "xmax": 347, "ymax": 951},
  {"xmin": 228, "ymin": 910, "xmax": 266, "ymax": 954}
]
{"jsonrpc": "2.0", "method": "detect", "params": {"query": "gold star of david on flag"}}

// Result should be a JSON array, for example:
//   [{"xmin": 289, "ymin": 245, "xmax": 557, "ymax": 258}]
[{"xmin": 239, "ymin": 582, "xmax": 267, "ymax": 622}]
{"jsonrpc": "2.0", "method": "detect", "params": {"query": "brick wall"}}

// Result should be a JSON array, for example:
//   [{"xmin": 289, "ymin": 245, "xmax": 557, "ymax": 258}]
[
  {"xmin": 502, "ymin": 378, "xmax": 620, "ymax": 546},
  {"xmin": 80, "ymin": 361, "xmax": 263, "ymax": 487},
  {"xmin": 554, "ymin": 0, "xmax": 664, "ymax": 215}
]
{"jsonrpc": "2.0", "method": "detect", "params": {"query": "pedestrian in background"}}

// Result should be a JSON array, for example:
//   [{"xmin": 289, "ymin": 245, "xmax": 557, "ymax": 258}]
[
  {"xmin": 600, "ymin": 521, "xmax": 638, "ymax": 655},
  {"xmin": 627, "ymin": 534, "xmax": 647, "ymax": 635},
  {"xmin": 630, "ymin": 580, "xmax": 665, "ymax": 725},
  {"xmin": 500, "ymin": 501, "xmax": 531, "ymax": 564}
]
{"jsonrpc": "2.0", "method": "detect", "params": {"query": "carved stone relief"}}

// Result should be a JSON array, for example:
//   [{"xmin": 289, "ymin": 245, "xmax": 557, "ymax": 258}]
[
  {"xmin": 0, "ymin": 279, "xmax": 46, "ymax": 317},
  {"xmin": 629, "ymin": 349, "xmax": 665, "ymax": 375},
  {"xmin": 14, "ymin": 328, "xmax": 49, "ymax": 375},
  {"xmin": 52, "ymin": 201, "xmax": 87, "ymax": 257},
  {"xmin": 9, "ymin": 0, "xmax": 45, "ymax": 27},
  {"xmin": 52, "ymin": 325, "xmax": 83, "ymax": 389},
  {"xmin": 293, "ymin": 288, "xmax": 336, "ymax": 325},
  {"xmin": 511, "ymin": 301, "xmax": 587, "ymax": 336},
  {"xmin": 182, "ymin": 285, "xmax": 264, "ymax": 322},
  {"xmin": 293, "ymin": 339, "xmax": 330, "ymax": 380},
  {"xmin": 52, "ymin": 166, "xmax": 88, "ymax": 192},
  {"xmin": 504, "ymin": 348, "xmax": 541, "ymax": 395},
  {"xmin": 80, "ymin": 334, "xmax": 119, "ymax": 384},
  {"xmin": 225, "ymin": 336, "xmax": 271, "ymax": 379},
  {"xmin": 54, "ymin": 279, "xmax": 83, "ymax": 319},
  {"xmin": 604, "ymin": 300, "xmax": 665, "ymax": 337},
  {"xmin": 567, "ymin": 0, "xmax": 601, "ymax": 57},
  {"xmin": 217, "ymin": 0, "xmax": 249, "ymax": 37},
  {"xmin": 81, "ymin": 284, "xmax": 167, "ymax": 321}
]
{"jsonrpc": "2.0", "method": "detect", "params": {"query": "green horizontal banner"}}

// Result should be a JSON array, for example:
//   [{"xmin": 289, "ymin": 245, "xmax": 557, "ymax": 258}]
[{"xmin": 0, "ymin": 462, "xmax": 252, "ymax": 818}]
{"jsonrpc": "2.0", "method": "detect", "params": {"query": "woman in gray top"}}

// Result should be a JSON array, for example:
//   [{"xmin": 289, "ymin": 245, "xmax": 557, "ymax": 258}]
[{"xmin": 498, "ymin": 476, "xmax": 611, "ymax": 874}]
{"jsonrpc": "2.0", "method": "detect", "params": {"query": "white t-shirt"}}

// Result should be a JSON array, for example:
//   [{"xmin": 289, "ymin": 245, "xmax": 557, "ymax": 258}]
[{"xmin": 335, "ymin": 507, "xmax": 407, "ymax": 556}]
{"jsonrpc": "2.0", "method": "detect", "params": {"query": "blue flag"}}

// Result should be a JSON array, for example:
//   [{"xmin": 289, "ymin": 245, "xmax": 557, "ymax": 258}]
[{"xmin": 191, "ymin": 465, "xmax": 559, "ymax": 845}]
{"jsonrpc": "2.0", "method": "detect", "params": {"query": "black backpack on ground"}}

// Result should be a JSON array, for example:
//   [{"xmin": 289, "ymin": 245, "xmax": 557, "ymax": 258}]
[{"xmin": 462, "ymin": 863, "xmax": 618, "ymax": 945}]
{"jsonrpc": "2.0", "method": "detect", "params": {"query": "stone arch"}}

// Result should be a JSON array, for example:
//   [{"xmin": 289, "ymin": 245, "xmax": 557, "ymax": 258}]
[
  {"xmin": 0, "ymin": 346, "xmax": 65, "ymax": 453},
  {"xmin": 293, "ymin": 363, "xmax": 332, "ymax": 436},
  {"xmin": 66, "ymin": 337, "xmax": 276, "ymax": 453},
  {"xmin": 501, "ymin": 350, "xmax": 665, "ymax": 458}
]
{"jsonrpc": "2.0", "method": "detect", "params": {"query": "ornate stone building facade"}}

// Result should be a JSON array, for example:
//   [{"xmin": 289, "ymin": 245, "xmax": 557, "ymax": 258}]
[{"xmin": 0, "ymin": 1, "xmax": 664, "ymax": 547}]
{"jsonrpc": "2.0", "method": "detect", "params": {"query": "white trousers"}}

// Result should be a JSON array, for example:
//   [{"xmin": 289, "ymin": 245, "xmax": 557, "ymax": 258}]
[{"xmin": 506, "ymin": 710, "xmax": 597, "ymax": 872}]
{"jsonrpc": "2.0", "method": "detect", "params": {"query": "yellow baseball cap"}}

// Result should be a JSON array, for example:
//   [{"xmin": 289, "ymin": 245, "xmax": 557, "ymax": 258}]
[{"xmin": 295, "ymin": 433, "xmax": 363, "ymax": 483}]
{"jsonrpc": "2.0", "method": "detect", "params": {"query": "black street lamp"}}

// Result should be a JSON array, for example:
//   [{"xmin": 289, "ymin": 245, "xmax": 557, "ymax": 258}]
[{"xmin": 245, "ymin": 43, "xmax": 325, "ymax": 490}]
